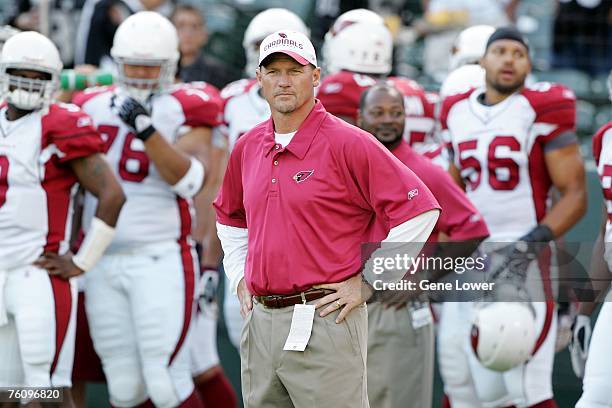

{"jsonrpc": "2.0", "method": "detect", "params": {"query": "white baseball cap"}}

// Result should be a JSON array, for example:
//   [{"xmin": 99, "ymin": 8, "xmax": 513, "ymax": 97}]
[{"xmin": 258, "ymin": 30, "xmax": 317, "ymax": 67}]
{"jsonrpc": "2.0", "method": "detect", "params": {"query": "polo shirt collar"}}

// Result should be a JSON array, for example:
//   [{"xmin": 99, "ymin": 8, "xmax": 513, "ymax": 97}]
[{"xmin": 263, "ymin": 99, "xmax": 327, "ymax": 159}]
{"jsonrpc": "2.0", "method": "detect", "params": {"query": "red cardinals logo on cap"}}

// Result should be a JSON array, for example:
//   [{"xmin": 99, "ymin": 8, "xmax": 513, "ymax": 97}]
[
  {"xmin": 293, "ymin": 170, "xmax": 314, "ymax": 183},
  {"xmin": 279, "ymin": 32, "xmax": 287, "ymax": 38}
]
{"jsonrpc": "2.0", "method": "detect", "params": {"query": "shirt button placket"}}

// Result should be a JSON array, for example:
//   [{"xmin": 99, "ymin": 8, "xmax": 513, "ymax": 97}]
[{"xmin": 271, "ymin": 146, "xmax": 281, "ymax": 193}]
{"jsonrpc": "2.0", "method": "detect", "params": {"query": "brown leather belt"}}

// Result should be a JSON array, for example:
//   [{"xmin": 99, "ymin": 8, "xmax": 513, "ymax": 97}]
[{"xmin": 255, "ymin": 289, "xmax": 334, "ymax": 309}]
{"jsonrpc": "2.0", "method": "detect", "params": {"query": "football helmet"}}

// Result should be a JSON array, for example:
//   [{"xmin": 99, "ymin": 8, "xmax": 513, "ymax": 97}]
[
  {"xmin": 242, "ymin": 8, "xmax": 309, "ymax": 78},
  {"xmin": 0, "ymin": 31, "xmax": 62, "ymax": 111},
  {"xmin": 111, "ymin": 11, "xmax": 179, "ymax": 103},
  {"xmin": 439, "ymin": 64, "xmax": 485, "ymax": 99},
  {"xmin": 470, "ymin": 302, "xmax": 537, "ymax": 372},
  {"xmin": 449, "ymin": 25, "xmax": 495, "ymax": 71},
  {"xmin": 323, "ymin": 9, "xmax": 387, "ymax": 74},
  {"xmin": 324, "ymin": 21, "xmax": 392, "ymax": 75}
]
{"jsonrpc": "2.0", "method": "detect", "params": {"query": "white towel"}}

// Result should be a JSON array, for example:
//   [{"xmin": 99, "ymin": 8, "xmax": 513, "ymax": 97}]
[{"xmin": 0, "ymin": 270, "xmax": 7, "ymax": 327}]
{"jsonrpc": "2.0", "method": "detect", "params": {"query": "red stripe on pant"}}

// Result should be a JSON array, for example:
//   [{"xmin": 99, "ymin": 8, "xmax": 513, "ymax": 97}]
[
  {"xmin": 50, "ymin": 275, "xmax": 73, "ymax": 375},
  {"xmin": 169, "ymin": 240, "xmax": 196, "ymax": 365},
  {"xmin": 533, "ymin": 247, "xmax": 555, "ymax": 355}
]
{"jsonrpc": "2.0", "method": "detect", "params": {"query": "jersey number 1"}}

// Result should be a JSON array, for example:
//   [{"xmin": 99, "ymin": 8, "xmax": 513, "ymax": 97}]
[{"xmin": 0, "ymin": 155, "xmax": 8, "ymax": 209}]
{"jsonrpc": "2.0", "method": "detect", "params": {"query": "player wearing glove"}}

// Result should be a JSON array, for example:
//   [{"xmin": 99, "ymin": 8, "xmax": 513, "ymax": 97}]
[{"xmin": 569, "ymin": 314, "xmax": 592, "ymax": 378}]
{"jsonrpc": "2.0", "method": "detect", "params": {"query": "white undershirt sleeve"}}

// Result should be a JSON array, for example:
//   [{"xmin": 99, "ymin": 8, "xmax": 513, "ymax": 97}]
[
  {"xmin": 216, "ymin": 222, "xmax": 248, "ymax": 295},
  {"xmin": 363, "ymin": 209, "xmax": 440, "ymax": 284}
]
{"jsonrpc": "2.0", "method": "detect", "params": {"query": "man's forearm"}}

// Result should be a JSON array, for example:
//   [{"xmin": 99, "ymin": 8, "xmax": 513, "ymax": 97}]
[{"xmin": 143, "ymin": 133, "xmax": 192, "ymax": 185}]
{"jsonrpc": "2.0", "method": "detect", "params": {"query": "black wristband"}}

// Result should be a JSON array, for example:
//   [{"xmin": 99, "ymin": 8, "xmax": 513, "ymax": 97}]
[
  {"xmin": 519, "ymin": 224, "xmax": 554, "ymax": 243},
  {"xmin": 136, "ymin": 125, "xmax": 156, "ymax": 142}
]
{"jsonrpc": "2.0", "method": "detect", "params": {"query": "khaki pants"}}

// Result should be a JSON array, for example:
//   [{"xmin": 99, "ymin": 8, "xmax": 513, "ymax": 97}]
[
  {"xmin": 240, "ymin": 298, "xmax": 369, "ymax": 408},
  {"xmin": 367, "ymin": 302, "xmax": 434, "ymax": 408}
]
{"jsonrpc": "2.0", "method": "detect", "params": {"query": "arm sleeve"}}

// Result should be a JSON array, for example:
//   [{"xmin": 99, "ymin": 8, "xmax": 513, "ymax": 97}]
[
  {"xmin": 363, "ymin": 210, "xmax": 440, "ymax": 284},
  {"xmin": 44, "ymin": 106, "xmax": 104, "ymax": 163},
  {"xmin": 217, "ymin": 222, "xmax": 248, "ymax": 295}
]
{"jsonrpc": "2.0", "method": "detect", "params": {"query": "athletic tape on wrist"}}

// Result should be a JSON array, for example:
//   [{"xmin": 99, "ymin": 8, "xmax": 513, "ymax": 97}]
[
  {"xmin": 72, "ymin": 217, "xmax": 115, "ymax": 272},
  {"xmin": 172, "ymin": 157, "xmax": 205, "ymax": 198}
]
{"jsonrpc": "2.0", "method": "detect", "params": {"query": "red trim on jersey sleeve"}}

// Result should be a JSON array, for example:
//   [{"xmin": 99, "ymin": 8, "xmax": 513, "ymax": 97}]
[
  {"xmin": 42, "ymin": 104, "xmax": 104, "ymax": 163},
  {"xmin": 317, "ymin": 71, "xmax": 368, "ymax": 122},
  {"xmin": 439, "ymin": 89, "xmax": 473, "ymax": 131},
  {"xmin": 72, "ymin": 86, "xmax": 116, "ymax": 107},
  {"xmin": 171, "ymin": 83, "xmax": 223, "ymax": 128},
  {"xmin": 527, "ymin": 140, "xmax": 552, "ymax": 223},
  {"xmin": 592, "ymin": 122, "xmax": 612, "ymax": 166},
  {"xmin": 523, "ymin": 84, "xmax": 577, "ymax": 142},
  {"xmin": 50, "ymin": 275, "xmax": 73, "ymax": 376},
  {"xmin": 388, "ymin": 76, "xmax": 437, "ymax": 120}
]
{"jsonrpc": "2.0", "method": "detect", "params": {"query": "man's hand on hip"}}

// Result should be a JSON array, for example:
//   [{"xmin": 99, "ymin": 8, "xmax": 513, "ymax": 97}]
[
  {"xmin": 237, "ymin": 278, "xmax": 253, "ymax": 318},
  {"xmin": 313, "ymin": 274, "xmax": 373, "ymax": 323}
]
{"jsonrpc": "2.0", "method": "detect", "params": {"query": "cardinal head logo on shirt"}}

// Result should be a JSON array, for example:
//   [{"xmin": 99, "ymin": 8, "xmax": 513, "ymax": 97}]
[{"xmin": 293, "ymin": 170, "xmax": 314, "ymax": 183}]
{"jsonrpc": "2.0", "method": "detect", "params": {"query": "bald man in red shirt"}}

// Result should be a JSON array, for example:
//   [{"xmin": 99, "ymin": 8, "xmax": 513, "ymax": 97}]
[
  {"xmin": 357, "ymin": 83, "xmax": 490, "ymax": 408},
  {"xmin": 214, "ymin": 30, "xmax": 441, "ymax": 408}
]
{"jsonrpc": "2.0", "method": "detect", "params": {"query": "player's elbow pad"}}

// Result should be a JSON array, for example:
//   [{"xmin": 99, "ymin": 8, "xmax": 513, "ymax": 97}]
[{"xmin": 172, "ymin": 157, "xmax": 205, "ymax": 198}]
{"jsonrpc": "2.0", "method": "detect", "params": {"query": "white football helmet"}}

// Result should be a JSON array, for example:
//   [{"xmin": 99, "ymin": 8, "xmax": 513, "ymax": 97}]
[
  {"xmin": 323, "ymin": 9, "xmax": 386, "ymax": 75},
  {"xmin": 0, "ymin": 31, "xmax": 62, "ymax": 111},
  {"xmin": 111, "ymin": 11, "xmax": 179, "ymax": 103},
  {"xmin": 449, "ymin": 25, "xmax": 495, "ymax": 71},
  {"xmin": 324, "ymin": 21, "xmax": 393, "ymax": 75},
  {"xmin": 242, "ymin": 8, "xmax": 309, "ymax": 78},
  {"xmin": 439, "ymin": 64, "xmax": 486, "ymax": 99},
  {"xmin": 471, "ymin": 302, "xmax": 537, "ymax": 372}
]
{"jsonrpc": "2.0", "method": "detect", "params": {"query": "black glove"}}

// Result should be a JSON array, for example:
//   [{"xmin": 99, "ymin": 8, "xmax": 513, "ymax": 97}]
[
  {"xmin": 491, "ymin": 224, "xmax": 554, "ymax": 281},
  {"xmin": 111, "ymin": 94, "xmax": 156, "ymax": 141}
]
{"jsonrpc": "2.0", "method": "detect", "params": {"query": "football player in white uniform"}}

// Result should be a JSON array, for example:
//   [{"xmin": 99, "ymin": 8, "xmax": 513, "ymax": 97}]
[
  {"xmin": 316, "ymin": 14, "xmax": 444, "ymax": 167},
  {"xmin": 0, "ymin": 31, "xmax": 125, "ymax": 405},
  {"xmin": 441, "ymin": 27, "xmax": 587, "ymax": 408},
  {"xmin": 220, "ymin": 7, "xmax": 309, "ymax": 348},
  {"xmin": 571, "ymin": 76, "xmax": 612, "ymax": 407},
  {"xmin": 72, "ymin": 12, "xmax": 222, "ymax": 408}
]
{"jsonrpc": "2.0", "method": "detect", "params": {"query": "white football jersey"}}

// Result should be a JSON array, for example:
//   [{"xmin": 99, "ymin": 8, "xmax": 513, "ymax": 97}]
[
  {"xmin": 0, "ymin": 103, "xmax": 103, "ymax": 269},
  {"xmin": 592, "ymin": 122, "xmax": 612, "ymax": 270},
  {"xmin": 442, "ymin": 83, "xmax": 576, "ymax": 240},
  {"xmin": 74, "ymin": 83, "xmax": 222, "ymax": 250},
  {"xmin": 220, "ymin": 78, "xmax": 270, "ymax": 151}
]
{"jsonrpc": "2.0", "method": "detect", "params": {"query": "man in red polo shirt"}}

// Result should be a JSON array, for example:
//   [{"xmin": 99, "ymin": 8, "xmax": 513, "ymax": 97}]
[
  {"xmin": 357, "ymin": 83, "xmax": 490, "ymax": 408},
  {"xmin": 213, "ymin": 30, "xmax": 440, "ymax": 408}
]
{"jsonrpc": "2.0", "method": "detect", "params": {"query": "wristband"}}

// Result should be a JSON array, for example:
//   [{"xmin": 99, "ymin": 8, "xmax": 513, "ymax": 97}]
[{"xmin": 72, "ymin": 217, "xmax": 115, "ymax": 271}]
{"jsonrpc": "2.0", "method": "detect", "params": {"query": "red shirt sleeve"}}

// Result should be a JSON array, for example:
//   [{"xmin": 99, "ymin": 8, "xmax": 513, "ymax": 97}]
[
  {"xmin": 339, "ymin": 130, "xmax": 441, "ymax": 233},
  {"xmin": 213, "ymin": 135, "xmax": 247, "ymax": 228},
  {"xmin": 42, "ymin": 104, "xmax": 104, "ymax": 163},
  {"xmin": 317, "ymin": 72, "xmax": 373, "ymax": 122},
  {"xmin": 523, "ymin": 83, "xmax": 577, "ymax": 142},
  {"xmin": 172, "ymin": 83, "xmax": 224, "ymax": 128}
]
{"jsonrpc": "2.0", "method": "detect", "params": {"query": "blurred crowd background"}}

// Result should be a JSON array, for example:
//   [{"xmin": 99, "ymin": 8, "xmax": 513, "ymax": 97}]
[{"xmin": 1, "ymin": 0, "xmax": 611, "ymax": 139}]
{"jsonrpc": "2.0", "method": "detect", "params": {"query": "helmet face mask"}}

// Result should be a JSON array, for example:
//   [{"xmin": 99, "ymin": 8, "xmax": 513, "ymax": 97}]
[
  {"xmin": 0, "ymin": 31, "xmax": 62, "ymax": 112},
  {"xmin": 115, "ymin": 58, "xmax": 175, "ymax": 104},
  {"xmin": 111, "ymin": 12, "xmax": 179, "ymax": 103}
]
